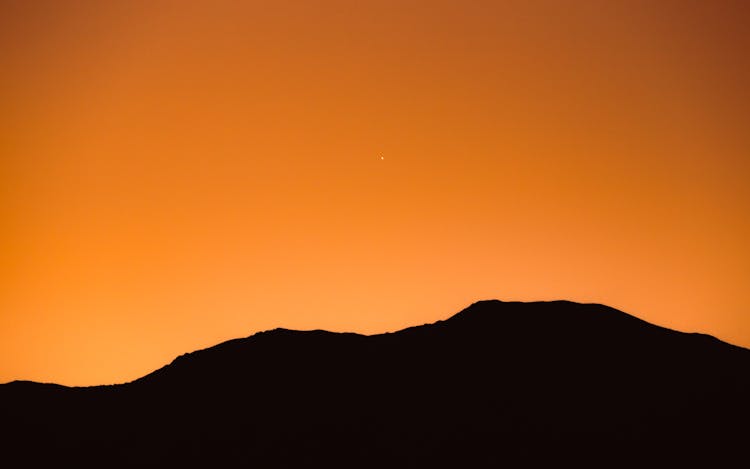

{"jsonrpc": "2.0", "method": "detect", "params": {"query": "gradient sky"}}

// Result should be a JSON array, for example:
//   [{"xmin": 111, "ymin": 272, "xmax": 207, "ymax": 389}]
[{"xmin": 2, "ymin": 0, "xmax": 749, "ymax": 386}]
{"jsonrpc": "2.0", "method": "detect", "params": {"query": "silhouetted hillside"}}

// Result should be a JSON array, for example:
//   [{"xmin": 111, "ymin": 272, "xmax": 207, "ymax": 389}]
[{"xmin": 2, "ymin": 300, "xmax": 748, "ymax": 467}]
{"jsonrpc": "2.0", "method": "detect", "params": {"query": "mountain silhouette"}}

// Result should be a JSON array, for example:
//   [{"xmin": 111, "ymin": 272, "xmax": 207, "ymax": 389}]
[{"xmin": 2, "ymin": 300, "xmax": 748, "ymax": 467}]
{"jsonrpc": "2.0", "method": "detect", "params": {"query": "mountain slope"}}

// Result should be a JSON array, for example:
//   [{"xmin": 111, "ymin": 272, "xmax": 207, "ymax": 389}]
[{"xmin": 2, "ymin": 300, "xmax": 748, "ymax": 467}]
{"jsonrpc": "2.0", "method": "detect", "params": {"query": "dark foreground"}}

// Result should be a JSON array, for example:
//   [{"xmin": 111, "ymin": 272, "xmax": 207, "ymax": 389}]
[{"xmin": 2, "ymin": 300, "xmax": 749, "ymax": 467}]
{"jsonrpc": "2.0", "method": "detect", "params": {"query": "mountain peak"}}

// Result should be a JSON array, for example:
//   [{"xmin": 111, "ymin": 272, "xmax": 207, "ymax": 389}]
[{"xmin": 446, "ymin": 299, "xmax": 630, "ymax": 327}]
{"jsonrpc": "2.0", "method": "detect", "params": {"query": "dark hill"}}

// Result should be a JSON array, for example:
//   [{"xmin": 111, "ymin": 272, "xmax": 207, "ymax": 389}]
[{"xmin": 2, "ymin": 300, "xmax": 749, "ymax": 467}]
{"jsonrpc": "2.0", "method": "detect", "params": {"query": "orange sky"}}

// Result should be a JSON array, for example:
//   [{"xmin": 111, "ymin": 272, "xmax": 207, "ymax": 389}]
[{"xmin": 2, "ymin": 0, "xmax": 749, "ymax": 386}]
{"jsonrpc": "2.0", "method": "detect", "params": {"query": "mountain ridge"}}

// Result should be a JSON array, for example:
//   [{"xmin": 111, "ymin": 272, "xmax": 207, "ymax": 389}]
[
  {"xmin": 129, "ymin": 299, "xmax": 746, "ymax": 387},
  {"xmin": 6, "ymin": 299, "xmax": 748, "ymax": 389},
  {"xmin": 1, "ymin": 300, "xmax": 748, "ymax": 467}
]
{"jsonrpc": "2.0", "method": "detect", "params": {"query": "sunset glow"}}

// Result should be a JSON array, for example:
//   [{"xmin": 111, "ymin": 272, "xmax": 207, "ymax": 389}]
[{"xmin": 2, "ymin": 0, "xmax": 749, "ymax": 385}]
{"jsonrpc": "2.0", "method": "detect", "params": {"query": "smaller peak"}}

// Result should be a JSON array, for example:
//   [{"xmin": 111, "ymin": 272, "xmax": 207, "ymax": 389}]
[
  {"xmin": 451, "ymin": 299, "xmax": 515, "ymax": 314},
  {"xmin": 460, "ymin": 299, "xmax": 505, "ymax": 311},
  {"xmin": 1, "ymin": 380, "xmax": 69, "ymax": 390},
  {"xmin": 445, "ymin": 299, "xmax": 512, "ymax": 322},
  {"xmin": 6, "ymin": 380, "xmax": 50, "ymax": 386},
  {"xmin": 469, "ymin": 299, "xmax": 505, "ymax": 307},
  {"xmin": 258, "ymin": 327, "xmax": 310, "ymax": 337}
]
